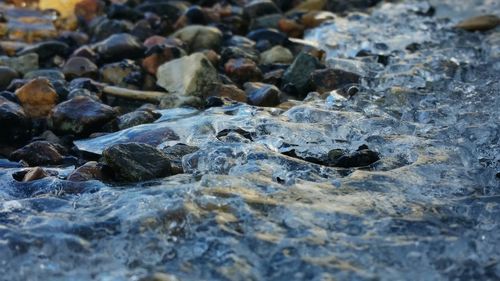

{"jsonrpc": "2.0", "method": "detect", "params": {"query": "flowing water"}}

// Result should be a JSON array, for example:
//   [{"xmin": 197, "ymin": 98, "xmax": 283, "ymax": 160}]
[{"xmin": 1, "ymin": 0, "xmax": 500, "ymax": 280}]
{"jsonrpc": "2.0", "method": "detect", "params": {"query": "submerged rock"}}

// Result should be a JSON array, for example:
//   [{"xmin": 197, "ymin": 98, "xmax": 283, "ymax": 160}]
[
  {"xmin": 102, "ymin": 142, "xmax": 172, "ymax": 182},
  {"xmin": 10, "ymin": 141, "xmax": 65, "ymax": 166},
  {"xmin": 22, "ymin": 167, "xmax": 49, "ymax": 182},
  {"xmin": 49, "ymin": 96, "xmax": 116, "ymax": 136},
  {"xmin": 162, "ymin": 144, "xmax": 199, "ymax": 174},
  {"xmin": 15, "ymin": 78, "xmax": 58, "ymax": 118},
  {"xmin": 156, "ymin": 53, "xmax": 219, "ymax": 98}
]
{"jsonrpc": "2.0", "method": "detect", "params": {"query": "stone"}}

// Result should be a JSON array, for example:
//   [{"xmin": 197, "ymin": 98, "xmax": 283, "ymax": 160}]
[
  {"xmin": 282, "ymin": 52, "xmax": 322, "ymax": 98},
  {"xmin": 17, "ymin": 41, "xmax": 69, "ymax": 62},
  {"xmin": 102, "ymin": 142, "xmax": 172, "ymax": 182},
  {"xmin": 162, "ymin": 144, "xmax": 199, "ymax": 175},
  {"xmin": 224, "ymin": 58, "xmax": 262, "ymax": 85},
  {"xmin": 62, "ymin": 57, "xmax": 99, "ymax": 79},
  {"xmin": 325, "ymin": 0, "xmax": 382, "ymax": 13},
  {"xmin": 0, "ymin": 96, "xmax": 31, "ymax": 143},
  {"xmin": 246, "ymin": 28, "xmax": 288, "ymax": 47},
  {"xmin": 212, "ymin": 84, "xmax": 247, "ymax": 102},
  {"xmin": 259, "ymin": 45, "xmax": 294, "ymax": 65},
  {"xmin": 301, "ymin": 11, "xmax": 335, "ymax": 28},
  {"xmin": 244, "ymin": 82, "xmax": 281, "ymax": 107},
  {"xmin": 0, "ymin": 53, "xmax": 39, "ymax": 75},
  {"xmin": 67, "ymin": 161, "xmax": 106, "ymax": 182},
  {"xmin": 22, "ymin": 167, "xmax": 49, "ymax": 182},
  {"xmin": 244, "ymin": 0, "xmax": 281, "ymax": 18},
  {"xmin": 117, "ymin": 110, "xmax": 160, "ymax": 130},
  {"xmin": 15, "ymin": 78, "xmax": 58, "ymax": 118},
  {"xmin": 0, "ymin": 66, "xmax": 19, "ymax": 90},
  {"xmin": 263, "ymin": 69, "xmax": 285, "ymax": 85},
  {"xmin": 93, "ymin": 33, "xmax": 146, "ymax": 62},
  {"xmin": 278, "ymin": 18, "xmax": 305, "ymax": 38},
  {"xmin": 330, "ymin": 149, "xmax": 380, "ymax": 168},
  {"xmin": 142, "ymin": 44, "xmax": 186, "ymax": 75},
  {"xmin": 249, "ymin": 14, "xmax": 282, "ymax": 30},
  {"xmin": 100, "ymin": 60, "xmax": 141, "ymax": 87},
  {"xmin": 156, "ymin": 53, "xmax": 219, "ymax": 98},
  {"xmin": 10, "ymin": 141, "xmax": 65, "ymax": 166},
  {"xmin": 172, "ymin": 25, "xmax": 223, "ymax": 52},
  {"xmin": 311, "ymin": 68, "xmax": 361, "ymax": 93},
  {"xmin": 91, "ymin": 19, "xmax": 132, "ymax": 42},
  {"xmin": 455, "ymin": 15, "xmax": 500, "ymax": 32},
  {"xmin": 74, "ymin": 0, "xmax": 106, "ymax": 23},
  {"xmin": 49, "ymin": 96, "xmax": 116, "ymax": 136},
  {"xmin": 23, "ymin": 69, "xmax": 65, "ymax": 81}
]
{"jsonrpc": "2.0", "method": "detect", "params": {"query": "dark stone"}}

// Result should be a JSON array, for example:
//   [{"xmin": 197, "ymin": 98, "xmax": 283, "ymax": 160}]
[
  {"xmin": 91, "ymin": 19, "xmax": 131, "ymax": 42},
  {"xmin": 49, "ymin": 96, "xmax": 116, "ymax": 136},
  {"xmin": 247, "ymin": 28, "xmax": 288, "ymax": 46},
  {"xmin": 116, "ymin": 110, "xmax": 161, "ymax": 130},
  {"xmin": 311, "ymin": 68, "xmax": 361, "ymax": 93},
  {"xmin": 221, "ymin": 46, "xmax": 260, "ymax": 64},
  {"xmin": 326, "ymin": 0, "xmax": 382, "ymax": 13},
  {"xmin": 10, "ymin": 141, "xmax": 66, "ymax": 166},
  {"xmin": 93, "ymin": 33, "xmax": 146, "ymax": 62},
  {"xmin": 244, "ymin": 0, "xmax": 281, "ymax": 18},
  {"xmin": 107, "ymin": 4, "xmax": 144, "ymax": 21},
  {"xmin": 62, "ymin": 57, "xmax": 99, "ymax": 79},
  {"xmin": 205, "ymin": 96, "xmax": 224, "ymax": 108},
  {"xmin": 282, "ymin": 52, "xmax": 323, "ymax": 98},
  {"xmin": 0, "ymin": 96, "xmax": 31, "ymax": 144},
  {"xmin": 67, "ymin": 161, "xmax": 107, "ymax": 182},
  {"xmin": 23, "ymin": 70, "xmax": 65, "ymax": 81},
  {"xmin": 17, "ymin": 41, "xmax": 69, "ymax": 62},
  {"xmin": 224, "ymin": 58, "xmax": 262, "ymax": 85},
  {"xmin": 102, "ymin": 142, "xmax": 172, "ymax": 182},
  {"xmin": 0, "ymin": 67, "xmax": 19, "ymax": 90},
  {"xmin": 244, "ymin": 82, "xmax": 281, "ymax": 107},
  {"xmin": 330, "ymin": 149, "xmax": 380, "ymax": 168},
  {"xmin": 162, "ymin": 144, "xmax": 199, "ymax": 175},
  {"xmin": 136, "ymin": 1, "xmax": 187, "ymax": 22}
]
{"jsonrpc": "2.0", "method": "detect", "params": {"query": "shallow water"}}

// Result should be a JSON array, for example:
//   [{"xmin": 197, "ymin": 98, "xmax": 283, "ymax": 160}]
[{"xmin": 1, "ymin": 0, "xmax": 500, "ymax": 280}]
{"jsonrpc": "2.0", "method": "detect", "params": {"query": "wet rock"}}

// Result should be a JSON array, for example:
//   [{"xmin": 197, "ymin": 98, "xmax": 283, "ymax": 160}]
[
  {"xmin": 263, "ymin": 68, "xmax": 285, "ymax": 85},
  {"xmin": 326, "ymin": 0, "xmax": 382, "ymax": 13},
  {"xmin": 142, "ymin": 44, "xmax": 186, "ymax": 75},
  {"xmin": 455, "ymin": 15, "xmax": 500, "ymax": 32},
  {"xmin": 136, "ymin": 1, "xmax": 187, "ymax": 21},
  {"xmin": 330, "ymin": 149, "xmax": 380, "ymax": 168},
  {"xmin": 311, "ymin": 68, "xmax": 361, "ymax": 93},
  {"xmin": 91, "ymin": 19, "xmax": 132, "ymax": 42},
  {"xmin": 156, "ymin": 53, "xmax": 219, "ymax": 98},
  {"xmin": 75, "ymin": 0, "xmax": 106, "ymax": 23},
  {"xmin": 282, "ymin": 52, "xmax": 322, "ymax": 98},
  {"xmin": 107, "ymin": 3, "xmax": 144, "ymax": 22},
  {"xmin": 62, "ymin": 57, "xmax": 99, "ymax": 79},
  {"xmin": 244, "ymin": 0, "xmax": 281, "ymax": 18},
  {"xmin": 172, "ymin": 25, "xmax": 223, "ymax": 52},
  {"xmin": 244, "ymin": 82, "xmax": 281, "ymax": 107},
  {"xmin": 10, "ymin": 141, "xmax": 65, "ymax": 166},
  {"xmin": 0, "ymin": 96, "xmax": 31, "ymax": 143},
  {"xmin": 221, "ymin": 46, "xmax": 260, "ymax": 63},
  {"xmin": 15, "ymin": 78, "xmax": 58, "ymax": 118},
  {"xmin": 0, "ymin": 66, "xmax": 19, "ymax": 90},
  {"xmin": 249, "ymin": 14, "xmax": 282, "ymax": 30},
  {"xmin": 224, "ymin": 58, "xmax": 262, "ymax": 85},
  {"xmin": 278, "ymin": 18, "xmax": 305, "ymax": 37},
  {"xmin": 93, "ymin": 33, "xmax": 146, "ymax": 62},
  {"xmin": 247, "ymin": 28, "xmax": 288, "ymax": 47},
  {"xmin": 22, "ymin": 167, "xmax": 49, "ymax": 182},
  {"xmin": 17, "ymin": 41, "xmax": 69, "ymax": 62},
  {"xmin": 67, "ymin": 161, "xmax": 106, "ymax": 182},
  {"xmin": 301, "ymin": 11, "xmax": 335, "ymax": 28},
  {"xmin": 102, "ymin": 142, "xmax": 172, "ymax": 182},
  {"xmin": 0, "ymin": 53, "xmax": 39, "ymax": 75},
  {"xmin": 49, "ymin": 96, "xmax": 116, "ymax": 136},
  {"xmin": 117, "ymin": 110, "xmax": 161, "ymax": 130},
  {"xmin": 23, "ymin": 69, "xmax": 65, "ymax": 81},
  {"xmin": 67, "ymin": 88, "xmax": 100, "ymax": 101},
  {"xmin": 212, "ymin": 83, "xmax": 247, "ymax": 102},
  {"xmin": 260, "ymin": 45, "xmax": 294, "ymax": 65},
  {"xmin": 162, "ymin": 144, "xmax": 199, "ymax": 175},
  {"xmin": 100, "ymin": 60, "xmax": 141, "ymax": 88}
]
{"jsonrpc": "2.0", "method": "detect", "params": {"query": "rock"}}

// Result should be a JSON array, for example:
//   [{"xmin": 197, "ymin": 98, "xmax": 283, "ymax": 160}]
[
  {"xmin": 93, "ymin": 33, "xmax": 146, "ymax": 62},
  {"xmin": 142, "ymin": 44, "xmax": 186, "ymax": 75},
  {"xmin": 291, "ymin": 0, "xmax": 327, "ymax": 11},
  {"xmin": 244, "ymin": 0, "xmax": 281, "ymax": 18},
  {"xmin": 244, "ymin": 82, "xmax": 281, "ymax": 107},
  {"xmin": 326, "ymin": 0, "xmax": 382, "ymax": 13},
  {"xmin": 246, "ymin": 28, "xmax": 288, "ymax": 47},
  {"xmin": 311, "ymin": 68, "xmax": 361, "ymax": 93},
  {"xmin": 330, "ymin": 149, "xmax": 380, "ymax": 168},
  {"xmin": 67, "ymin": 161, "xmax": 106, "ymax": 182},
  {"xmin": 0, "ymin": 53, "xmax": 39, "ymax": 74},
  {"xmin": 156, "ymin": 53, "xmax": 219, "ymax": 98},
  {"xmin": 49, "ymin": 96, "xmax": 116, "ymax": 136},
  {"xmin": 224, "ymin": 58, "xmax": 262, "ymax": 85},
  {"xmin": 263, "ymin": 69, "xmax": 285, "ymax": 85},
  {"xmin": 282, "ymin": 52, "xmax": 322, "ymax": 98},
  {"xmin": 212, "ymin": 84, "xmax": 247, "ymax": 102},
  {"xmin": 102, "ymin": 142, "xmax": 172, "ymax": 182},
  {"xmin": 22, "ymin": 167, "xmax": 49, "ymax": 182},
  {"xmin": 17, "ymin": 41, "xmax": 69, "ymax": 62},
  {"xmin": 91, "ymin": 19, "xmax": 132, "ymax": 42},
  {"xmin": 260, "ymin": 45, "xmax": 294, "ymax": 65},
  {"xmin": 0, "ymin": 96, "xmax": 31, "ymax": 143},
  {"xmin": 15, "ymin": 78, "xmax": 58, "ymax": 118},
  {"xmin": 162, "ymin": 144, "xmax": 199, "ymax": 175},
  {"xmin": 221, "ymin": 46, "xmax": 260, "ymax": 63},
  {"xmin": 301, "ymin": 11, "xmax": 335, "ymax": 28},
  {"xmin": 455, "ymin": 15, "xmax": 500, "ymax": 32},
  {"xmin": 172, "ymin": 25, "xmax": 223, "ymax": 52},
  {"xmin": 100, "ymin": 60, "xmax": 141, "ymax": 88},
  {"xmin": 249, "ymin": 14, "xmax": 282, "ymax": 30},
  {"xmin": 117, "ymin": 110, "xmax": 160, "ymax": 130},
  {"xmin": 23, "ymin": 69, "xmax": 65, "ymax": 81},
  {"xmin": 0, "ymin": 66, "xmax": 19, "ymax": 90},
  {"xmin": 10, "ymin": 141, "xmax": 65, "ymax": 166},
  {"xmin": 62, "ymin": 57, "xmax": 99, "ymax": 79}
]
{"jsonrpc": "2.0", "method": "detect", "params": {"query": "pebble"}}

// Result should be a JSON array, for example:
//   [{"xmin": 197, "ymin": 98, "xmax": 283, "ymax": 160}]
[
  {"xmin": 142, "ymin": 44, "xmax": 186, "ymax": 75},
  {"xmin": 49, "ymin": 96, "xmax": 116, "ymax": 136},
  {"xmin": 102, "ymin": 142, "xmax": 172, "ymax": 182},
  {"xmin": 67, "ymin": 161, "xmax": 106, "ymax": 182},
  {"xmin": 162, "ymin": 144, "xmax": 199, "ymax": 175},
  {"xmin": 224, "ymin": 58, "xmax": 263, "ymax": 85},
  {"xmin": 93, "ymin": 33, "xmax": 146, "ymax": 62},
  {"xmin": 156, "ymin": 53, "xmax": 219, "ymax": 98},
  {"xmin": 330, "ymin": 149, "xmax": 380, "ymax": 168},
  {"xmin": 0, "ymin": 53, "xmax": 39, "ymax": 75},
  {"xmin": 311, "ymin": 68, "xmax": 361, "ymax": 93},
  {"xmin": 0, "ymin": 66, "xmax": 19, "ymax": 90},
  {"xmin": 260, "ymin": 45, "xmax": 294, "ymax": 65},
  {"xmin": 22, "ymin": 167, "xmax": 49, "ymax": 182},
  {"xmin": 244, "ymin": 82, "xmax": 282, "ymax": 107},
  {"xmin": 172, "ymin": 25, "xmax": 223, "ymax": 52},
  {"xmin": 282, "ymin": 52, "xmax": 323, "ymax": 98},
  {"xmin": 0, "ymin": 96, "xmax": 31, "ymax": 143},
  {"xmin": 62, "ymin": 57, "xmax": 99, "ymax": 79},
  {"xmin": 10, "ymin": 141, "xmax": 65, "ymax": 166},
  {"xmin": 117, "ymin": 110, "xmax": 161, "ymax": 130},
  {"xmin": 23, "ymin": 69, "xmax": 65, "ymax": 81},
  {"xmin": 244, "ymin": 0, "xmax": 281, "ymax": 18},
  {"xmin": 15, "ymin": 78, "xmax": 58, "ymax": 118},
  {"xmin": 455, "ymin": 15, "xmax": 500, "ymax": 32},
  {"xmin": 100, "ymin": 60, "xmax": 141, "ymax": 88},
  {"xmin": 17, "ymin": 41, "xmax": 69, "ymax": 62},
  {"xmin": 212, "ymin": 84, "xmax": 248, "ymax": 102}
]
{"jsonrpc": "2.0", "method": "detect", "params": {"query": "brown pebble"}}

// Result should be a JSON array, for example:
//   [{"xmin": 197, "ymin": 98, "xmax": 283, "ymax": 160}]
[
  {"xmin": 455, "ymin": 15, "xmax": 500, "ymax": 32},
  {"xmin": 22, "ymin": 167, "xmax": 49, "ymax": 182},
  {"xmin": 15, "ymin": 78, "xmax": 58, "ymax": 118}
]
